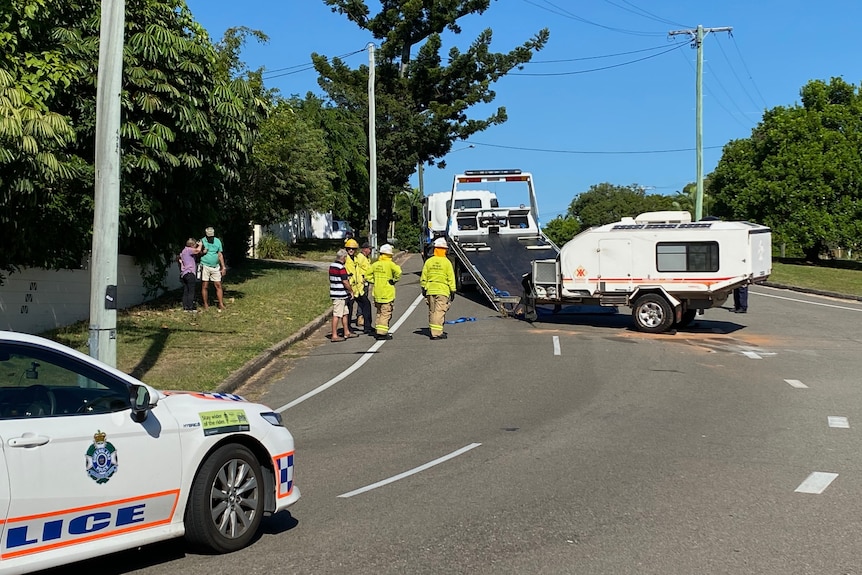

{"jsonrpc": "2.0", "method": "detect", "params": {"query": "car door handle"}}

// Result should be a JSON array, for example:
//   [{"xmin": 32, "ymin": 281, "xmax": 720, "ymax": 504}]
[{"xmin": 8, "ymin": 434, "xmax": 50, "ymax": 447}]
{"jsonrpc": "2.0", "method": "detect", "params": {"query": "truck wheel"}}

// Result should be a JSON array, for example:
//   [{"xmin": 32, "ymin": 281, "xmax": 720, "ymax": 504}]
[
  {"xmin": 674, "ymin": 309, "xmax": 697, "ymax": 328},
  {"xmin": 632, "ymin": 294, "xmax": 674, "ymax": 333}
]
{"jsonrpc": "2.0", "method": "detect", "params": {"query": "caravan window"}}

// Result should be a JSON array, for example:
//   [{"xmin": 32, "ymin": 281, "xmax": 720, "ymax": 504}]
[{"xmin": 656, "ymin": 242, "xmax": 719, "ymax": 272}]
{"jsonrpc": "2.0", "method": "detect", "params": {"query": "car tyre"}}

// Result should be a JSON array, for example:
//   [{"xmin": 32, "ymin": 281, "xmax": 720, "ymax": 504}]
[
  {"xmin": 185, "ymin": 444, "xmax": 264, "ymax": 553},
  {"xmin": 632, "ymin": 293, "xmax": 674, "ymax": 334}
]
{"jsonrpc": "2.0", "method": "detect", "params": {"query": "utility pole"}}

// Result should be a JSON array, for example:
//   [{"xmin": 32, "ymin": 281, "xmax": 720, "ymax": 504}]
[
  {"xmin": 89, "ymin": 0, "xmax": 125, "ymax": 367},
  {"xmin": 367, "ymin": 43, "xmax": 378, "ymax": 253},
  {"xmin": 668, "ymin": 24, "xmax": 732, "ymax": 221}
]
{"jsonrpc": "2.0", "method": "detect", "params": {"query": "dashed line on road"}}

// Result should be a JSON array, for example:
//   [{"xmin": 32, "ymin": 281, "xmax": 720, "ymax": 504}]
[
  {"xmin": 337, "ymin": 442, "xmax": 482, "ymax": 498},
  {"xmin": 742, "ymin": 350, "xmax": 762, "ymax": 359},
  {"xmin": 552, "ymin": 336, "xmax": 561, "ymax": 356},
  {"xmin": 785, "ymin": 379, "xmax": 808, "ymax": 388},
  {"xmin": 828, "ymin": 416, "xmax": 849, "ymax": 428},
  {"xmin": 276, "ymin": 294, "xmax": 426, "ymax": 412},
  {"xmin": 795, "ymin": 472, "xmax": 839, "ymax": 494}
]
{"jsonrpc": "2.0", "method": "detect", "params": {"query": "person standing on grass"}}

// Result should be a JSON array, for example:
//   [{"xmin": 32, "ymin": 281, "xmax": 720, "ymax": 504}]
[
  {"xmin": 200, "ymin": 227, "xmax": 227, "ymax": 312},
  {"xmin": 420, "ymin": 237, "xmax": 456, "ymax": 340},
  {"xmin": 330, "ymin": 249, "xmax": 358, "ymax": 342},
  {"xmin": 367, "ymin": 244, "xmax": 401, "ymax": 340},
  {"xmin": 178, "ymin": 237, "xmax": 202, "ymax": 312}
]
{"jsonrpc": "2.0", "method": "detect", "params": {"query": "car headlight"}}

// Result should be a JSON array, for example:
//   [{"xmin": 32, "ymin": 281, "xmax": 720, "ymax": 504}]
[{"xmin": 260, "ymin": 411, "xmax": 283, "ymax": 427}]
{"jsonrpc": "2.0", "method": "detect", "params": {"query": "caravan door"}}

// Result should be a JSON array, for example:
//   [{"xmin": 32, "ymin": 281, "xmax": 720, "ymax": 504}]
[{"xmin": 598, "ymin": 239, "xmax": 633, "ymax": 292}]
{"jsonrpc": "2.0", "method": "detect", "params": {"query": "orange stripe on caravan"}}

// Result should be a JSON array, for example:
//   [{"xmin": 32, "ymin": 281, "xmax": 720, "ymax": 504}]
[
  {"xmin": 562, "ymin": 277, "xmax": 735, "ymax": 284},
  {"xmin": 0, "ymin": 489, "xmax": 180, "ymax": 525}
]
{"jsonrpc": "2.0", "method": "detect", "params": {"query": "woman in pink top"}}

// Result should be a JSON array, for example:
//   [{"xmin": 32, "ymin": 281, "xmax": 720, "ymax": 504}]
[{"xmin": 178, "ymin": 237, "xmax": 202, "ymax": 312}]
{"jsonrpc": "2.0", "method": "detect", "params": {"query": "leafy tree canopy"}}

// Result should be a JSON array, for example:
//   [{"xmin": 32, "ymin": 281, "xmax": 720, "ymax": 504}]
[
  {"xmin": 315, "ymin": 0, "xmax": 549, "ymax": 240},
  {"xmin": 567, "ymin": 183, "xmax": 675, "ymax": 229},
  {"xmin": 1, "ymin": 1, "xmax": 270, "ymax": 290},
  {"xmin": 709, "ymin": 77, "xmax": 862, "ymax": 260}
]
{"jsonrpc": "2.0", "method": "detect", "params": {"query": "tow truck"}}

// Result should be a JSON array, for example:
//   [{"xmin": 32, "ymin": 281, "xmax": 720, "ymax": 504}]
[{"xmin": 420, "ymin": 169, "xmax": 559, "ymax": 314}]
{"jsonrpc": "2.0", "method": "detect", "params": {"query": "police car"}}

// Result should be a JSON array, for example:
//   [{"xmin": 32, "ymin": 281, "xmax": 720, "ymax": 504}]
[{"xmin": 0, "ymin": 331, "xmax": 299, "ymax": 574}]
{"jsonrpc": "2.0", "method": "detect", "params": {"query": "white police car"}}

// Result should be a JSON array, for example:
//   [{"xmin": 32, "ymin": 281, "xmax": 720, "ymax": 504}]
[{"xmin": 0, "ymin": 331, "xmax": 299, "ymax": 574}]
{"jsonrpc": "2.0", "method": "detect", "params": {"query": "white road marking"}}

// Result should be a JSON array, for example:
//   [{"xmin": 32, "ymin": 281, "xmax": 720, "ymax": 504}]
[
  {"xmin": 794, "ymin": 472, "xmax": 839, "ymax": 494},
  {"xmin": 337, "ymin": 442, "xmax": 482, "ymax": 498},
  {"xmin": 785, "ymin": 379, "xmax": 808, "ymax": 389},
  {"xmin": 757, "ymin": 290, "xmax": 862, "ymax": 312},
  {"xmin": 277, "ymin": 294, "xmax": 426, "ymax": 412},
  {"xmin": 742, "ymin": 350, "xmax": 762, "ymax": 359},
  {"xmin": 552, "ymin": 336, "xmax": 561, "ymax": 356},
  {"xmin": 828, "ymin": 416, "xmax": 849, "ymax": 428}
]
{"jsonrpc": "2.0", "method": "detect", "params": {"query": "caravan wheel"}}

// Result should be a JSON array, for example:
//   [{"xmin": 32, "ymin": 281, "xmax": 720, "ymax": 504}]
[{"xmin": 632, "ymin": 294, "xmax": 674, "ymax": 333}]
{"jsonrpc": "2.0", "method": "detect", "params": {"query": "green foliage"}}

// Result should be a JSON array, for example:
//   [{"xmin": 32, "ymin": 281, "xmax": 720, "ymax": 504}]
[
  {"xmin": 255, "ymin": 234, "xmax": 290, "ymax": 260},
  {"xmin": 392, "ymin": 185, "xmax": 422, "ymax": 252},
  {"xmin": 317, "ymin": 0, "xmax": 549, "ymax": 241},
  {"xmin": 542, "ymin": 216, "xmax": 579, "ymax": 247},
  {"xmin": 709, "ymin": 77, "xmax": 862, "ymax": 261},
  {"xmin": 671, "ymin": 179, "xmax": 714, "ymax": 217},
  {"xmin": 567, "ymin": 183, "xmax": 675, "ymax": 228}
]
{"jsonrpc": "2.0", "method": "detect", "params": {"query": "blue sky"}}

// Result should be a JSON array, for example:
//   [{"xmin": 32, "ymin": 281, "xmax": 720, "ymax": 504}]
[{"xmin": 185, "ymin": 0, "xmax": 862, "ymax": 222}]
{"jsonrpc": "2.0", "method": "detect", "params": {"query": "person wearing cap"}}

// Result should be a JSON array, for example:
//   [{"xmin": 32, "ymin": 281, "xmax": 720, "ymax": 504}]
[
  {"xmin": 329, "ymin": 249, "xmax": 359, "ymax": 342},
  {"xmin": 367, "ymin": 244, "xmax": 401, "ymax": 340},
  {"xmin": 199, "ymin": 227, "xmax": 227, "ymax": 312},
  {"xmin": 420, "ymin": 237, "xmax": 456, "ymax": 340}
]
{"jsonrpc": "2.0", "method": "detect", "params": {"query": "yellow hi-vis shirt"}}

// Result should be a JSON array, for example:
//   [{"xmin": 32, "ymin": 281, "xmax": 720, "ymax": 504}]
[
  {"xmin": 345, "ymin": 254, "xmax": 364, "ymax": 296},
  {"xmin": 420, "ymin": 254, "xmax": 456, "ymax": 296},
  {"xmin": 367, "ymin": 255, "xmax": 401, "ymax": 303}
]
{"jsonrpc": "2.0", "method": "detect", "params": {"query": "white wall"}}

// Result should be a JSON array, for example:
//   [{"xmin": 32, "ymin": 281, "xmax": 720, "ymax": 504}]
[
  {"xmin": 248, "ymin": 211, "xmax": 336, "ymax": 256},
  {"xmin": 0, "ymin": 255, "xmax": 181, "ymax": 335}
]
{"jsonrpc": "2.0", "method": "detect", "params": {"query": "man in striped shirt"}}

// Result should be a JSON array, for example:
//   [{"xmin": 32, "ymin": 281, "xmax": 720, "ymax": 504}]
[{"xmin": 330, "ymin": 249, "xmax": 358, "ymax": 342}]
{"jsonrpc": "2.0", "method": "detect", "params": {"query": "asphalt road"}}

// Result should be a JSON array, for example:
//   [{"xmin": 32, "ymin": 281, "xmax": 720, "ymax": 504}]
[{"xmin": 49, "ymin": 253, "xmax": 862, "ymax": 575}]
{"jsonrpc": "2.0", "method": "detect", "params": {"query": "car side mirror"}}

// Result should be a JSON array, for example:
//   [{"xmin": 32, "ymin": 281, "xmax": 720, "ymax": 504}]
[{"xmin": 129, "ymin": 384, "xmax": 153, "ymax": 423}]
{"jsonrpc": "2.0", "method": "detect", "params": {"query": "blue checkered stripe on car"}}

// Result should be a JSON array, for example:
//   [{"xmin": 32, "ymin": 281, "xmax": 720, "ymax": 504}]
[{"xmin": 275, "ymin": 453, "xmax": 294, "ymax": 497}]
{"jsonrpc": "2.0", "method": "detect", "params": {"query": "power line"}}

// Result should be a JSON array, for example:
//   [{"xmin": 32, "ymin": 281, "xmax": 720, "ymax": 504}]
[
  {"xmin": 520, "ymin": 0, "xmax": 665, "ymax": 37},
  {"xmin": 675, "ymin": 48, "xmax": 752, "ymax": 131},
  {"xmin": 601, "ymin": 0, "xmax": 691, "ymax": 28},
  {"xmin": 714, "ymin": 36, "xmax": 763, "ymax": 113},
  {"xmin": 262, "ymin": 48, "xmax": 367, "ymax": 79},
  {"xmin": 511, "ymin": 42, "xmax": 686, "ymax": 76},
  {"xmin": 729, "ymin": 35, "xmax": 769, "ymax": 109},
  {"xmin": 526, "ymin": 43, "xmax": 686, "ymax": 64},
  {"xmin": 468, "ymin": 141, "xmax": 725, "ymax": 155}
]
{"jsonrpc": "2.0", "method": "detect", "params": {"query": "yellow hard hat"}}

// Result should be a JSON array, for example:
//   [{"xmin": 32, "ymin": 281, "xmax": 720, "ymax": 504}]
[{"xmin": 344, "ymin": 238, "xmax": 359, "ymax": 248}]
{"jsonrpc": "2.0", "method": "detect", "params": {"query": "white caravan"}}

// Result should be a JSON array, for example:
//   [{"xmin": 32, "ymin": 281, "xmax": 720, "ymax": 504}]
[{"xmin": 524, "ymin": 211, "xmax": 772, "ymax": 333}]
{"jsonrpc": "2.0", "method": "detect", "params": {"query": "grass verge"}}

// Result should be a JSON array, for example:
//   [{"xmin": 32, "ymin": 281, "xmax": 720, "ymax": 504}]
[{"xmin": 42, "ymin": 259, "xmax": 331, "ymax": 392}]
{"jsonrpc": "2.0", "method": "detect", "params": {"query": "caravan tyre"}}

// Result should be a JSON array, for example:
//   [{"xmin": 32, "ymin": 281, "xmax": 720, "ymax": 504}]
[{"xmin": 632, "ymin": 294, "xmax": 674, "ymax": 334}]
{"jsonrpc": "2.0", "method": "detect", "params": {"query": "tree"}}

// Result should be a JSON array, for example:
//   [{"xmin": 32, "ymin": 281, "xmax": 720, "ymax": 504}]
[
  {"xmin": 567, "ymin": 183, "xmax": 675, "ymax": 229},
  {"xmin": 542, "ymin": 215, "xmax": 579, "ymax": 247},
  {"xmin": 709, "ymin": 77, "xmax": 862, "ymax": 260},
  {"xmin": 671, "ymin": 178, "xmax": 713, "ymax": 218},
  {"xmin": 1, "ymin": 1, "xmax": 269, "ymax": 289},
  {"xmin": 315, "ymin": 0, "xmax": 549, "ymax": 241}
]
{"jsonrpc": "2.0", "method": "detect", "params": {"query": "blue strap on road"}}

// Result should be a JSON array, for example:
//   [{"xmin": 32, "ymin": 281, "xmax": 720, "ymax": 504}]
[{"xmin": 445, "ymin": 317, "xmax": 477, "ymax": 324}]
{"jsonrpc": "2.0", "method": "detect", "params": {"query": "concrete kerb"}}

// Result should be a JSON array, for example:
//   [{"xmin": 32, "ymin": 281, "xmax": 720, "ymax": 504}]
[{"xmin": 216, "ymin": 250, "xmax": 412, "ymax": 394}]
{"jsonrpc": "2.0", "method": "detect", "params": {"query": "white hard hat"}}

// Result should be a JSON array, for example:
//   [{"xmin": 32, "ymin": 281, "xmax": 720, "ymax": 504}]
[
  {"xmin": 379, "ymin": 244, "xmax": 394, "ymax": 255},
  {"xmin": 433, "ymin": 237, "xmax": 448, "ymax": 249}
]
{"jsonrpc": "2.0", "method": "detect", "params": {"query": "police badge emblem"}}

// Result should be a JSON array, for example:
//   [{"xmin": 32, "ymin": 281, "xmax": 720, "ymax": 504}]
[{"xmin": 86, "ymin": 430, "xmax": 118, "ymax": 484}]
